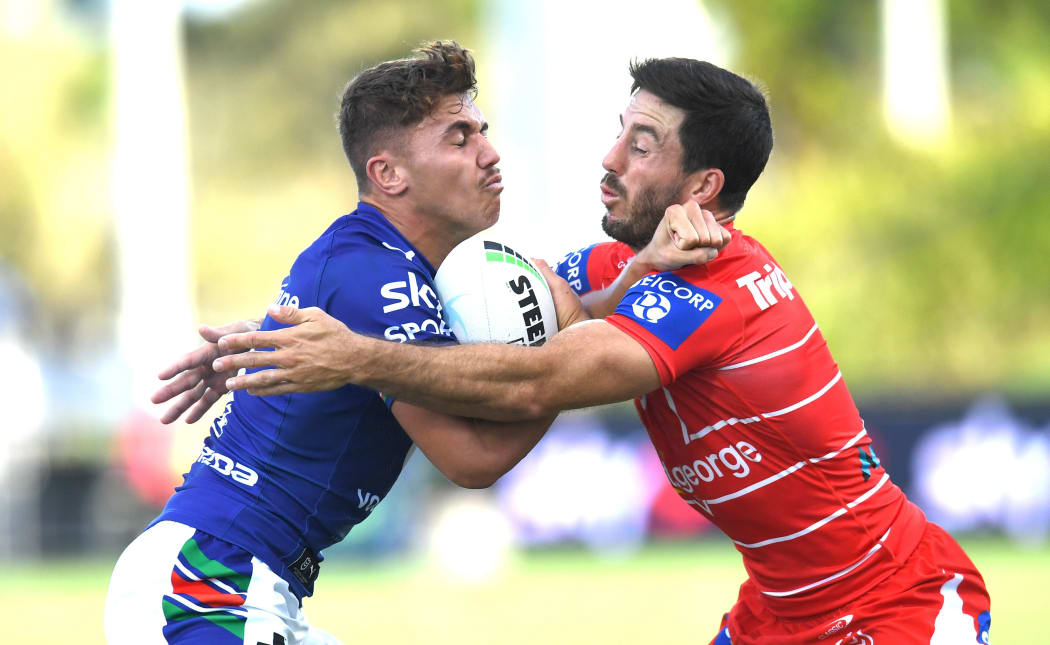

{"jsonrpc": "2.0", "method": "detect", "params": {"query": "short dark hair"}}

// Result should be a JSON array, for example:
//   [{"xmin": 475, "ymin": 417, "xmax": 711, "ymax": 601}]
[
  {"xmin": 337, "ymin": 41, "xmax": 477, "ymax": 192},
  {"xmin": 629, "ymin": 58, "xmax": 773, "ymax": 213}
]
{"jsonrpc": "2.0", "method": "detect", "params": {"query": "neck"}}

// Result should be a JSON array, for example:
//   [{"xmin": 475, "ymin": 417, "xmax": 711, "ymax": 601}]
[
  {"xmin": 715, "ymin": 210, "xmax": 736, "ymax": 226},
  {"xmin": 360, "ymin": 195, "xmax": 462, "ymax": 269},
  {"xmin": 696, "ymin": 198, "xmax": 736, "ymax": 227}
]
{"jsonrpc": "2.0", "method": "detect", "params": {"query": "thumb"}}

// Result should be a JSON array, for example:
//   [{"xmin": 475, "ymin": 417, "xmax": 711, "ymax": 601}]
[
  {"xmin": 198, "ymin": 324, "xmax": 225, "ymax": 344},
  {"xmin": 532, "ymin": 258, "xmax": 562, "ymax": 289},
  {"xmin": 200, "ymin": 319, "xmax": 253, "ymax": 342},
  {"xmin": 691, "ymin": 247, "xmax": 719, "ymax": 264},
  {"xmin": 266, "ymin": 303, "xmax": 310, "ymax": 324}
]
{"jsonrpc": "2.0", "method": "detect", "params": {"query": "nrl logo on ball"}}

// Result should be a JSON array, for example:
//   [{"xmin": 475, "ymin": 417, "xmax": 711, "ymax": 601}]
[{"xmin": 435, "ymin": 237, "xmax": 559, "ymax": 346}]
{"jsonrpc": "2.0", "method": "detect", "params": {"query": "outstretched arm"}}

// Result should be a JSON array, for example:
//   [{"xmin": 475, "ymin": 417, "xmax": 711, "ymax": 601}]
[
  {"xmin": 580, "ymin": 202, "xmax": 731, "ymax": 318},
  {"xmin": 216, "ymin": 310, "xmax": 660, "ymax": 422}
]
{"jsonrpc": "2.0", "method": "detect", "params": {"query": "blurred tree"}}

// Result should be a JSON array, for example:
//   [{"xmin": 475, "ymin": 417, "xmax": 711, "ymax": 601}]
[
  {"xmin": 0, "ymin": 4, "xmax": 114, "ymax": 351},
  {"xmin": 2, "ymin": 0, "xmax": 1046, "ymax": 397},
  {"xmin": 709, "ymin": 0, "xmax": 1050, "ymax": 397}
]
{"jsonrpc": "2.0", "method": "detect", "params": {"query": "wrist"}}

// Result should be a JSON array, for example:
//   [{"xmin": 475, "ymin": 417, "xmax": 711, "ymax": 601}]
[
  {"xmin": 627, "ymin": 251, "xmax": 659, "ymax": 278},
  {"xmin": 341, "ymin": 328, "xmax": 378, "ymax": 387}
]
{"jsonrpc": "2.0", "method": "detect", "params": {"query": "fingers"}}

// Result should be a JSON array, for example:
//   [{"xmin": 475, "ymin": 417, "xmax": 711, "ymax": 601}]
[
  {"xmin": 199, "ymin": 319, "xmax": 257, "ymax": 343},
  {"xmin": 225, "ymin": 366, "xmax": 289, "ymax": 392},
  {"xmin": 698, "ymin": 207, "xmax": 731, "ymax": 250},
  {"xmin": 217, "ymin": 329, "xmax": 285, "ymax": 356},
  {"xmin": 184, "ymin": 388, "xmax": 226, "ymax": 424},
  {"xmin": 676, "ymin": 203, "xmax": 731, "ymax": 251},
  {"xmin": 245, "ymin": 382, "xmax": 301, "ymax": 397},
  {"xmin": 533, "ymin": 257, "xmax": 587, "ymax": 330},
  {"xmin": 157, "ymin": 342, "xmax": 218, "ymax": 380},
  {"xmin": 158, "ymin": 379, "xmax": 206, "ymax": 424},
  {"xmin": 533, "ymin": 258, "xmax": 564, "ymax": 290},
  {"xmin": 152, "ymin": 366, "xmax": 205, "ymax": 405},
  {"xmin": 212, "ymin": 347, "xmax": 285, "ymax": 373},
  {"xmin": 665, "ymin": 205, "xmax": 701, "ymax": 250},
  {"xmin": 215, "ymin": 307, "xmax": 324, "ymax": 357},
  {"xmin": 266, "ymin": 303, "xmax": 313, "ymax": 325},
  {"xmin": 663, "ymin": 202, "xmax": 726, "ymax": 251}
]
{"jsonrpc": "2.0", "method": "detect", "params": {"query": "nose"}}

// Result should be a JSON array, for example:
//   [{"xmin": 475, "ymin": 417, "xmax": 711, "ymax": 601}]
[
  {"xmin": 478, "ymin": 136, "xmax": 500, "ymax": 169},
  {"xmin": 602, "ymin": 136, "xmax": 625, "ymax": 175}
]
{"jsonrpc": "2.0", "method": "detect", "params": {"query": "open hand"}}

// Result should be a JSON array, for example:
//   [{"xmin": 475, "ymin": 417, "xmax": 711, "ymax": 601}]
[
  {"xmin": 151, "ymin": 319, "xmax": 260, "ymax": 424},
  {"xmin": 214, "ymin": 305, "xmax": 357, "ymax": 396}
]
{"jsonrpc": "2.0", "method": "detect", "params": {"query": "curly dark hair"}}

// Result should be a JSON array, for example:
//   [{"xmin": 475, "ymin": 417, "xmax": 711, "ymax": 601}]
[
  {"xmin": 629, "ymin": 58, "xmax": 773, "ymax": 214},
  {"xmin": 337, "ymin": 41, "xmax": 478, "ymax": 193}
]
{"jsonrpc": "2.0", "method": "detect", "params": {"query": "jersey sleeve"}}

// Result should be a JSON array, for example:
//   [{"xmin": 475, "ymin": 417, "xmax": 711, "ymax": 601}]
[
  {"xmin": 553, "ymin": 243, "xmax": 601, "ymax": 295},
  {"xmin": 604, "ymin": 270, "xmax": 741, "ymax": 386},
  {"xmin": 553, "ymin": 242, "xmax": 634, "ymax": 296}
]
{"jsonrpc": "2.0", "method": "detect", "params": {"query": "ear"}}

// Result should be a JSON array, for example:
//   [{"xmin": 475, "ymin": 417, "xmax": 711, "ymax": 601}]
[
  {"xmin": 365, "ymin": 154, "xmax": 409, "ymax": 196},
  {"xmin": 684, "ymin": 168, "xmax": 724, "ymax": 210}
]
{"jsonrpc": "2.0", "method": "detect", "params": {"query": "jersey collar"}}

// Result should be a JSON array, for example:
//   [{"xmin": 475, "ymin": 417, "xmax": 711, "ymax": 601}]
[{"xmin": 353, "ymin": 201, "xmax": 438, "ymax": 277}]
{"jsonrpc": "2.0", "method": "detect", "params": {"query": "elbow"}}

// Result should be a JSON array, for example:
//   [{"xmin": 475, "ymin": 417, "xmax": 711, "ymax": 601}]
[{"xmin": 441, "ymin": 453, "xmax": 506, "ymax": 489}]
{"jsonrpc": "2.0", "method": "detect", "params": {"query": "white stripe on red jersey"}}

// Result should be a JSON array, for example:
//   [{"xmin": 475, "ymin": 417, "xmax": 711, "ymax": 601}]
[{"xmin": 595, "ymin": 227, "xmax": 927, "ymax": 618}]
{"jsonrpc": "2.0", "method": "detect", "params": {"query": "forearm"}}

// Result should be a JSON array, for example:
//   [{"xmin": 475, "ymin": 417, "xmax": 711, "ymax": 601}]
[
  {"xmin": 464, "ymin": 413, "xmax": 557, "ymax": 485},
  {"xmin": 357, "ymin": 337, "xmax": 559, "ymax": 421},
  {"xmin": 579, "ymin": 256, "xmax": 654, "ymax": 319},
  {"xmin": 354, "ymin": 322, "xmax": 643, "ymax": 421},
  {"xmin": 220, "ymin": 307, "xmax": 660, "ymax": 418}
]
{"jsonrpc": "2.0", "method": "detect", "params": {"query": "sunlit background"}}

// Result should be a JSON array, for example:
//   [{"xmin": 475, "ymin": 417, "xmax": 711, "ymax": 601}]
[{"xmin": 1, "ymin": 0, "xmax": 1048, "ymax": 642}]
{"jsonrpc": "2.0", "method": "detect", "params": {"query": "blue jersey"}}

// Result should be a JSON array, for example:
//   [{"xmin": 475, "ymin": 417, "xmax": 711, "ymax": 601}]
[{"xmin": 153, "ymin": 202, "xmax": 454, "ymax": 598}]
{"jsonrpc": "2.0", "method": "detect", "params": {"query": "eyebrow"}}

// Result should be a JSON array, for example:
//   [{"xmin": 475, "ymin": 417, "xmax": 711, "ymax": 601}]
[
  {"xmin": 444, "ymin": 119, "xmax": 488, "ymax": 137},
  {"xmin": 630, "ymin": 124, "xmax": 661, "ymax": 142},
  {"xmin": 618, "ymin": 115, "xmax": 661, "ymax": 142}
]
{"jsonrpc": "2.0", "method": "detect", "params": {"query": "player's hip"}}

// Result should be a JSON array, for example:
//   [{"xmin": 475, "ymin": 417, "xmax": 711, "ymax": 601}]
[
  {"xmin": 104, "ymin": 520, "xmax": 341, "ymax": 645},
  {"xmin": 715, "ymin": 521, "xmax": 991, "ymax": 644}
]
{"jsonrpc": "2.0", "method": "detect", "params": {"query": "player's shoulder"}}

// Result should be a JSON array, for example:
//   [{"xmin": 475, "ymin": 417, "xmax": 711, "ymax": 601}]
[
  {"xmin": 308, "ymin": 207, "xmax": 435, "ymax": 283},
  {"xmin": 668, "ymin": 231, "xmax": 772, "ymax": 293},
  {"xmin": 692, "ymin": 229, "xmax": 809, "ymax": 322}
]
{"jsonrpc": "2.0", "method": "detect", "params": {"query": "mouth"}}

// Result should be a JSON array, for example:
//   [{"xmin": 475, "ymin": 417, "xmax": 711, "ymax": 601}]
[
  {"xmin": 482, "ymin": 172, "xmax": 503, "ymax": 192},
  {"xmin": 600, "ymin": 183, "xmax": 621, "ymax": 207}
]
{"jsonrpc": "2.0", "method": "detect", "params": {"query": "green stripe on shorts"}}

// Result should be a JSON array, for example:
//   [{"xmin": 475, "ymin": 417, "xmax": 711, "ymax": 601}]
[
  {"xmin": 179, "ymin": 538, "xmax": 250, "ymax": 591},
  {"xmin": 162, "ymin": 599, "xmax": 246, "ymax": 640}
]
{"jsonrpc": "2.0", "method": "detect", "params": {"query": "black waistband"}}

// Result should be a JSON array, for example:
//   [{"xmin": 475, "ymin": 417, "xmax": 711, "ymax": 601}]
[{"xmin": 287, "ymin": 545, "xmax": 320, "ymax": 588}]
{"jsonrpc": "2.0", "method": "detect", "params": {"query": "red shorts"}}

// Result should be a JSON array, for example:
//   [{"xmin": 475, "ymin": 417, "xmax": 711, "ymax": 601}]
[{"xmin": 709, "ymin": 522, "xmax": 991, "ymax": 645}]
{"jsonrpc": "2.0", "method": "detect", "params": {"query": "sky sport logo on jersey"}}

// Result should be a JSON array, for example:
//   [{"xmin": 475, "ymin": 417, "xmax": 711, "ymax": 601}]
[{"xmin": 616, "ymin": 272, "xmax": 722, "ymax": 349}]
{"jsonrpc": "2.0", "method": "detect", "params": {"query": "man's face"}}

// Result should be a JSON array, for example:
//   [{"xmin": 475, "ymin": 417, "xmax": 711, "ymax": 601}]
[
  {"xmin": 400, "ymin": 94, "xmax": 502, "ymax": 238},
  {"xmin": 600, "ymin": 90, "xmax": 690, "ymax": 249}
]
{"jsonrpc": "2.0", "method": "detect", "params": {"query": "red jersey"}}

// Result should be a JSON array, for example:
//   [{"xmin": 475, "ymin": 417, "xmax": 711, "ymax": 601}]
[{"xmin": 555, "ymin": 229, "xmax": 928, "ymax": 618}]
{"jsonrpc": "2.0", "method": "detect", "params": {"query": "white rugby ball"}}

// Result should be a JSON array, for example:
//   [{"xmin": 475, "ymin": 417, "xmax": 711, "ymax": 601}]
[{"xmin": 435, "ymin": 237, "xmax": 558, "ymax": 345}]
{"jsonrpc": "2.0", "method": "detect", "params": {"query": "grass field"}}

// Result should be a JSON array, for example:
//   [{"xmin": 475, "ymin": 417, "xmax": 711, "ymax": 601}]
[{"xmin": 8, "ymin": 537, "xmax": 1046, "ymax": 643}]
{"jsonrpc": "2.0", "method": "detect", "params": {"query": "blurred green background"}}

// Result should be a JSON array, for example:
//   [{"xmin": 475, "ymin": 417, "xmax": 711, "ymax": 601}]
[
  {"xmin": 1, "ymin": 0, "xmax": 1048, "ymax": 643},
  {"xmin": 4, "ymin": 0, "xmax": 1048, "ymax": 392}
]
